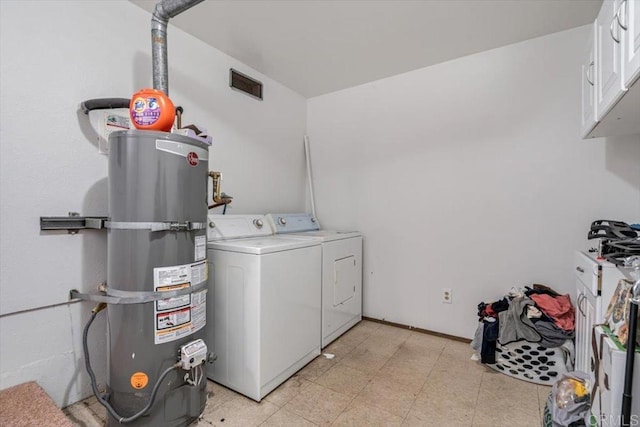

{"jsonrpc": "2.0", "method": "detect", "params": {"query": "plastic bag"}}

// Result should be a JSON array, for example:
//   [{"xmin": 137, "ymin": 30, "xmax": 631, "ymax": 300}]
[{"xmin": 546, "ymin": 371, "xmax": 591, "ymax": 427}]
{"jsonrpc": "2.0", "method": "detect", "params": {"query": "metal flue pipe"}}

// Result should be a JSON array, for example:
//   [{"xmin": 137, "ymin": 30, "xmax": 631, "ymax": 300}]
[{"xmin": 151, "ymin": 0, "xmax": 204, "ymax": 95}]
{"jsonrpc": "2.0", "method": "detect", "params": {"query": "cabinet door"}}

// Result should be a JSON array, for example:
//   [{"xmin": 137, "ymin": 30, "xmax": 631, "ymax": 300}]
[
  {"xmin": 581, "ymin": 22, "xmax": 598, "ymax": 137},
  {"xmin": 622, "ymin": 0, "xmax": 640, "ymax": 86},
  {"xmin": 597, "ymin": 0, "xmax": 627, "ymax": 120},
  {"xmin": 583, "ymin": 292, "xmax": 597, "ymax": 386},
  {"xmin": 575, "ymin": 284, "xmax": 588, "ymax": 374},
  {"xmin": 575, "ymin": 282, "xmax": 598, "ymax": 386},
  {"xmin": 574, "ymin": 283, "xmax": 585, "ymax": 371}
]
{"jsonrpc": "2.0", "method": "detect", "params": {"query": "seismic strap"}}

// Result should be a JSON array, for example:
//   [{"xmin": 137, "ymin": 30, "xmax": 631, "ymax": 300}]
[
  {"xmin": 105, "ymin": 221, "xmax": 206, "ymax": 232},
  {"xmin": 70, "ymin": 281, "xmax": 208, "ymax": 305}
]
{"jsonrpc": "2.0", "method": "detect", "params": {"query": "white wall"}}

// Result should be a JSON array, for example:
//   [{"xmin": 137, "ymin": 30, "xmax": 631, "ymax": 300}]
[
  {"xmin": 2, "ymin": 1, "xmax": 639, "ymax": 409},
  {"xmin": 307, "ymin": 26, "xmax": 640, "ymax": 339},
  {"xmin": 0, "ymin": 0, "xmax": 307, "ymax": 406}
]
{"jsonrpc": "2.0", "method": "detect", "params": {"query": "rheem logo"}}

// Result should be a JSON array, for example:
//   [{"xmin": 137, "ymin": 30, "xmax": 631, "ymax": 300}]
[{"xmin": 186, "ymin": 152, "xmax": 199, "ymax": 166}]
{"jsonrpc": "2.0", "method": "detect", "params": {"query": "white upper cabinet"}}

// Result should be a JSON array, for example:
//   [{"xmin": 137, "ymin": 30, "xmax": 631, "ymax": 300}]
[
  {"xmin": 596, "ymin": 0, "xmax": 627, "ymax": 120},
  {"xmin": 622, "ymin": 0, "xmax": 640, "ymax": 86},
  {"xmin": 583, "ymin": 0, "xmax": 640, "ymax": 138}
]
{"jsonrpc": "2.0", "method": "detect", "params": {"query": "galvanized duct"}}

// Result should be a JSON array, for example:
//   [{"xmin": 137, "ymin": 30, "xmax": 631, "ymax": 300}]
[{"xmin": 152, "ymin": 0, "xmax": 204, "ymax": 95}]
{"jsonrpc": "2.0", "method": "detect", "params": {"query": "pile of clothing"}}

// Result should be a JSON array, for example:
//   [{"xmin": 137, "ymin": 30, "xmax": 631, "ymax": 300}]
[{"xmin": 473, "ymin": 284, "xmax": 576, "ymax": 366}]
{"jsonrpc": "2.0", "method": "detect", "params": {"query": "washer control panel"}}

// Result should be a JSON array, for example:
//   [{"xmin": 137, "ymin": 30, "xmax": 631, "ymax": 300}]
[{"xmin": 207, "ymin": 214, "xmax": 273, "ymax": 240}]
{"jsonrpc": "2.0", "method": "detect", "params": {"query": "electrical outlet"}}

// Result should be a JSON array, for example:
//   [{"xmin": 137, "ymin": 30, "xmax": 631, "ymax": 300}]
[{"xmin": 442, "ymin": 288, "xmax": 452, "ymax": 304}]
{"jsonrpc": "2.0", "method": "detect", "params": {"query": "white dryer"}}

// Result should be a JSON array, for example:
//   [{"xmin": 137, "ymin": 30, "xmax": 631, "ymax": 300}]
[
  {"xmin": 266, "ymin": 213, "xmax": 362, "ymax": 348},
  {"xmin": 205, "ymin": 214, "xmax": 321, "ymax": 401}
]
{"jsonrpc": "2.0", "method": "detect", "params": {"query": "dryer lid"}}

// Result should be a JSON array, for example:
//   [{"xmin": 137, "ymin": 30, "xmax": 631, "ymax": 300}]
[{"xmin": 288, "ymin": 230, "xmax": 361, "ymax": 242}]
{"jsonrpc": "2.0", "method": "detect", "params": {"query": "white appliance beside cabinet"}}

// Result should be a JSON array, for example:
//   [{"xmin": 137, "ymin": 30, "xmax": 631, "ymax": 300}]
[
  {"xmin": 574, "ymin": 251, "xmax": 627, "ymax": 388},
  {"xmin": 266, "ymin": 213, "xmax": 362, "ymax": 348},
  {"xmin": 592, "ymin": 325, "xmax": 640, "ymax": 426},
  {"xmin": 205, "ymin": 214, "xmax": 321, "ymax": 401}
]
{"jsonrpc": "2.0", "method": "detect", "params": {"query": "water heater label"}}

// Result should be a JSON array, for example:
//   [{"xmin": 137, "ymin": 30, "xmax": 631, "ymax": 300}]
[
  {"xmin": 153, "ymin": 261, "xmax": 208, "ymax": 344},
  {"xmin": 195, "ymin": 235, "xmax": 206, "ymax": 261}
]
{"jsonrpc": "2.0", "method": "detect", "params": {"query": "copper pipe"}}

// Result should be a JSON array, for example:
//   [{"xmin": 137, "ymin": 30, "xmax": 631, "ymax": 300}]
[
  {"xmin": 208, "ymin": 171, "xmax": 222, "ymax": 203},
  {"xmin": 208, "ymin": 171, "xmax": 232, "ymax": 208}
]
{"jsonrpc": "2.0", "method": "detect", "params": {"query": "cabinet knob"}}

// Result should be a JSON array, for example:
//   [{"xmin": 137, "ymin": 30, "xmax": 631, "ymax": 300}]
[{"xmin": 576, "ymin": 266, "xmax": 585, "ymax": 273}]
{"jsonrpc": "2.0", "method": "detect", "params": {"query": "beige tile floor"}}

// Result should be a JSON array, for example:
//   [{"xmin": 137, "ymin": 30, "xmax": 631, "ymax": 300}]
[{"xmin": 65, "ymin": 320, "xmax": 550, "ymax": 426}]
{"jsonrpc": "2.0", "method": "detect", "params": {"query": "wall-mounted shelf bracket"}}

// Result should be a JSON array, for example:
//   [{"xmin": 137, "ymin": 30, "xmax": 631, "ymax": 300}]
[{"xmin": 40, "ymin": 212, "xmax": 108, "ymax": 234}]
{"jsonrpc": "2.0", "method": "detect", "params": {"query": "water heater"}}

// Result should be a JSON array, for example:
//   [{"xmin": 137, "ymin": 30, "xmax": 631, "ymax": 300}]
[{"xmin": 105, "ymin": 130, "xmax": 209, "ymax": 426}]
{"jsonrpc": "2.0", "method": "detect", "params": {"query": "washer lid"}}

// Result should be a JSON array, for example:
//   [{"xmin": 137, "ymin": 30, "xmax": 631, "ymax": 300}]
[
  {"xmin": 287, "ymin": 230, "xmax": 361, "ymax": 242},
  {"xmin": 207, "ymin": 236, "xmax": 320, "ymax": 254}
]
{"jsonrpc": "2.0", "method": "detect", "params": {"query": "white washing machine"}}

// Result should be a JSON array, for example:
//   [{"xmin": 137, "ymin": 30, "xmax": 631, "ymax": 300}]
[
  {"xmin": 205, "ymin": 214, "xmax": 321, "ymax": 401},
  {"xmin": 266, "ymin": 213, "xmax": 362, "ymax": 348}
]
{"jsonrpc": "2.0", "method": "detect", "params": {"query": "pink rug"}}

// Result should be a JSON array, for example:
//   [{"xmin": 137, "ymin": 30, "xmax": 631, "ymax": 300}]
[{"xmin": 0, "ymin": 381, "xmax": 72, "ymax": 427}]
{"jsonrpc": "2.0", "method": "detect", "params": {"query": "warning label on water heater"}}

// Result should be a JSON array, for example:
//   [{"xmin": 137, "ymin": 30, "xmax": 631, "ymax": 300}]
[{"xmin": 153, "ymin": 261, "xmax": 207, "ymax": 345}]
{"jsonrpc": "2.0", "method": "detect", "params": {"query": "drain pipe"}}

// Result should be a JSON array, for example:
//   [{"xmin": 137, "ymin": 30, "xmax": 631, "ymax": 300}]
[
  {"xmin": 152, "ymin": 0, "xmax": 205, "ymax": 95},
  {"xmin": 304, "ymin": 135, "xmax": 318, "ymax": 222}
]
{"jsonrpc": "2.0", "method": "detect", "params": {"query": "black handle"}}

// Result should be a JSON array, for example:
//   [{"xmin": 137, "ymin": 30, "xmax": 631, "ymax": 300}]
[
  {"xmin": 621, "ymin": 300, "xmax": 638, "ymax": 427},
  {"xmin": 81, "ymin": 98, "xmax": 130, "ymax": 115}
]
